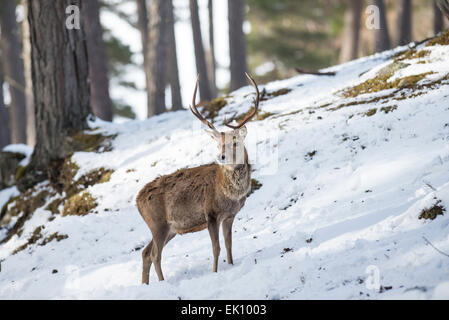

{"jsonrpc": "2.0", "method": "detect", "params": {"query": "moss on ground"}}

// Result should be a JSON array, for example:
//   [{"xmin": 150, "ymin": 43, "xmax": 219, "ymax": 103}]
[
  {"xmin": 70, "ymin": 131, "xmax": 116, "ymax": 153},
  {"xmin": 380, "ymin": 105, "xmax": 398, "ymax": 114},
  {"xmin": 260, "ymin": 88, "xmax": 292, "ymax": 101},
  {"xmin": 45, "ymin": 198, "xmax": 64, "ymax": 215},
  {"xmin": 229, "ymin": 106, "xmax": 274, "ymax": 125},
  {"xmin": 365, "ymin": 108, "xmax": 378, "ymax": 117},
  {"xmin": 12, "ymin": 225, "xmax": 68, "ymax": 255},
  {"xmin": 202, "ymin": 97, "xmax": 228, "ymax": 120},
  {"xmin": 62, "ymin": 192, "xmax": 97, "ymax": 216},
  {"xmin": 14, "ymin": 165, "xmax": 28, "ymax": 182},
  {"xmin": 394, "ymin": 49, "xmax": 430, "ymax": 62},
  {"xmin": 342, "ymin": 68, "xmax": 434, "ymax": 98},
  {"xmin": 419, "ymin": 202, "xmax": 445, "ymax": 220},
  {"xmin": 426, "ymin": 29, "xmax": 449, "ymax": 46}
]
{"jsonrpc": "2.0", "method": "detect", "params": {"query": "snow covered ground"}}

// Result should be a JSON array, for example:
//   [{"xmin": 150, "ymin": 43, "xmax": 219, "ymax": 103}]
[{"xmin": 1, "ymin": 38, "xmax": 449, "ymax": 300}]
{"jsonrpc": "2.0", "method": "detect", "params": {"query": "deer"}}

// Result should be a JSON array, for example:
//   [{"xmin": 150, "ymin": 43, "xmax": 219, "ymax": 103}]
[{"xmin": 136, "ymin": 73, "xmax": 259, "ymax": 284}]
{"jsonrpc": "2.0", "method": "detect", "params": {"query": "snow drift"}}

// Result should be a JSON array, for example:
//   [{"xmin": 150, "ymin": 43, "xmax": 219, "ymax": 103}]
[{"xmin": 1, "ymin": 33, "xmax": 449, "ymax": 299}]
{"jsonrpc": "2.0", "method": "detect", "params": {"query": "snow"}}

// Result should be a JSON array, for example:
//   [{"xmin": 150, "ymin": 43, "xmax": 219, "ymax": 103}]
[
  {"xmin": 1, "ymin": 41, "xmax": 449, "ymax": 300},
  {"xmin": 2, "ymin": 144, "xmax": 33, "ymax": 167}
]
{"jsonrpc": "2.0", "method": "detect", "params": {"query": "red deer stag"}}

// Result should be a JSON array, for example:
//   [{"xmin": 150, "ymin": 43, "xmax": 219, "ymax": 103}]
[{"xmin": 136, "ymin": 73, "xmax": 259, "ymax": 284}]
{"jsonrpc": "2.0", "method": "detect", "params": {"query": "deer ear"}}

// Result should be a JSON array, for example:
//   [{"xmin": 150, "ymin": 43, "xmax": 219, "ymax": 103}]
[
  {"xmin": 205, "ymin": 129, "xmax": 220, "ymax": 141},
  {"xmin": 237, "ymin": 126, "xmax": 247, "ymax": 138}
]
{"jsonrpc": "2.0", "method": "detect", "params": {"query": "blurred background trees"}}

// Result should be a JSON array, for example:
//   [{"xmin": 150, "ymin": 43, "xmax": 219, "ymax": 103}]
[{"xmin": 0, "ymin": 0, "xmax": 448, "ymax": 147}]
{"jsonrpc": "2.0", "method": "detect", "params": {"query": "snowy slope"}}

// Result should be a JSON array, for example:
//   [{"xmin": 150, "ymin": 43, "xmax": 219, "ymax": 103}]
[{"xmin": 1, "ymin": 38, "xmax": 449, "ymax": 299}]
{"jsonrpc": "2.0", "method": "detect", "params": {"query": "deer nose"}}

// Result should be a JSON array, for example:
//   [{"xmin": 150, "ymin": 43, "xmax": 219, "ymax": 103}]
[{"xmin": 221, "ymin": 155, "xmax": 226, "ymax": 160}]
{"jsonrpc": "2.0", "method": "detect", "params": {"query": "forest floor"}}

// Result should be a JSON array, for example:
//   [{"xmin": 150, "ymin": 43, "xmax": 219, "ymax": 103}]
[{"xmin": 1, "ymin": 33, "xmax": 449, "ymax": 299}]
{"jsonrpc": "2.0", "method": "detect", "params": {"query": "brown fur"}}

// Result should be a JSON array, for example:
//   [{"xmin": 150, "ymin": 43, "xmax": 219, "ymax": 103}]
[{"xmin": 136, "ymin": 130, "xmax": 252, "ymax": 284}]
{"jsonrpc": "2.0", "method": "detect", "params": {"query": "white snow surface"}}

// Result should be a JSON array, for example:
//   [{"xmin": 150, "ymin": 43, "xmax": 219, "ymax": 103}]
[{"xmin": 1, "ymin": 42, "xmax": 449, "ymax": 300}]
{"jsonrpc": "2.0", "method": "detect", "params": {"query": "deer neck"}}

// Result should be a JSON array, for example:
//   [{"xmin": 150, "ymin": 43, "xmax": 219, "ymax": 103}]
[{"xmin": 217, "ymin": 148, "xmax": 251, "ymax": 200}]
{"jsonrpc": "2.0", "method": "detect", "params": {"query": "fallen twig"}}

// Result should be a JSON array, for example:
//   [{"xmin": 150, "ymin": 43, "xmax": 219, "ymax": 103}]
[
  {"xmin": 295, "ymin": 68, "xmax": 336, "ymax": 76},
  {"xmin": 423, "ymin": 236, "xmax": 449, "ymax": 258}
]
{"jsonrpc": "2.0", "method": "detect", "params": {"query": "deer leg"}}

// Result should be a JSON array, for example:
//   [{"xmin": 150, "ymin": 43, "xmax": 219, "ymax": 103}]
[
  {"xmin": 222, "ymin": 217, "xmax": 234, "ymax": 265},
  {"xmin": 165, "ymin": 232, "xmax": 176, "ymax": 246},
  {"xmin": 141, "ymin": 240, "xmax": 153, "ymax": 285},
  {"xmin": 151, "ymin": 227, "xmax": 170, "ymax": 281},
  {"xmin": 207, "ymin": 217, "xmax": 220, "ymax": 272}
]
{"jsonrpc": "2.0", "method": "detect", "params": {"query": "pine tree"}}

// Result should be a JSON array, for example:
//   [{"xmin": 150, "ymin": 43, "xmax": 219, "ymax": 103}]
[
  {"xmin": 373, "ymin": 0, "xmax": 391, "ymax": 52},
  {"xmin": 146, "ymin": 0, "xmax": 169, "ymax": 116},
  {"xmin": 0, "ymin": 62, "xmax": 10, "ymax": 148},
  {"xmin": 190, "ymin": 0, "xmax": 212, "ymax": 101},
  {"xmin": 167, "ymin": 0, "xmax": 183, "ymax": 110},
  {"xmin": 340, "ymin": 0, "xmax": 363, "ymax": 63},
  {"xmin": 396, "ymin": 0, "xmax": 412, "ymax": 46},
  {"xmin": 0, "ymin": 0, "xmax": 27, "ymax": 144},
  {"xmin": 20, "ymin": 0, "xmax": 92, "ymax": 190},
  {"xmin": 228, "ymin": 0, "xmax": 247, "ymax": 91},
  {"xmin": 83, "ymin": 0, "xmax": 113, "ymax": 121}
]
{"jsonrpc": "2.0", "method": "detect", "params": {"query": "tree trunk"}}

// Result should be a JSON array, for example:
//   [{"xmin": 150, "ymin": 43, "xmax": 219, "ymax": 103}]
[
  {"xmin": 136, "ymin": 0, "xmax": 150, "ymax": 110},
  {"xmin": 82, "ymin": 0, "xmax": 113, "ymax": 121},
  {"xmin": 396, "ymin": 0, "xmax": 412, "ymax": 46},
  {"xmin": 228, "ymin": 0, "xmax": 247, "ymax": 91},
  {"xmin": 373, "ymin": 0, "xmax": 391, "ymax": 52},
  {"xmin": 207, "ymin": 0, "xmax": 217, "ymax": 97},
  {"xmin": 146, "ymin": 0, "xmax": 169, "ymax": 116},
  {"xmin": 434, "ymin": 0, "xmax": 444, "ymax": 34},
  {"xmin": 436, "ymin": 0, "xmax": 449, "ymax": 21},
  {"xmin": 0, "ymin": 63, "xmax": 10, "ymax": 148},
  {"xmin": 21, "ymin": 0, "xmax": 92, "ymax": 190},
  {"xmin": 167, "ymin": 0, "xmax": 183, "ymax": 110},
  {"xmin": 339, "ymin": 0, "xmax": 363, "ymax": 63},
  {"xmin": 189, "ymin": 0, "xmax": 212, "ymax": 102},
  {"xmin": 21, "ymin": 0, "xmax": 36, "ymax": 147},
  {"xmin": 0, "ymin": 0, "xmax": 27, "ymax": 144}
]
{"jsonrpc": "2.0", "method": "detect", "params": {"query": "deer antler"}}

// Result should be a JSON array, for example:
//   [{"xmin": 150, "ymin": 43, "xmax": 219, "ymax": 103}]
[
  {"xmin": 190, "ymin": 75, "xmax": 220, "ymax": 133},
  {"xmin": 225, "ymin": 73, "xmax": 260, "ymax": 130}
]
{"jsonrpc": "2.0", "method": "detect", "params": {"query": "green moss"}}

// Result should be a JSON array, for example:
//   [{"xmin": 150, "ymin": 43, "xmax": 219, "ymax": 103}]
[
  {"xmin": 45, "ymin": 198, "xmax": 64, "ymax": 215},
  {"xmin": 62, "ymin": 192, "xmax": 97, "ymax": 216},
  {"xmin": 394, "ymin": 49, "xmax": 430, "ymax": 62},
  {"xmin": 230, "ymin": 106, "xmax": 274, "ymax": 124},
  {"xmin": 380, "ymin": 105, "xmax": 398, "ymax": 114},
  {"xmin": 0, "ymin": 195, "xmax": 19, "ymax": 221},
  {"xmin": 6, "ymin": 189, "xmax": 52, "ymax": 220},
  {"xmin": 342, "ymin": 71, "xmax": 434, "ymax": 98},
  {"xmin": 56, "ymin": 157, "xmax": 80, "ymax": 194},
  {"xmin": 15, "ymin": 165, "xmax": 28, "ymax": 181},
  {"xmin": 419, "ymin": 203, "xmax": 445, "ymax": 220},
  {"xmin": 12, "ymin": 225, "xmax": 44, "ymax": 254},
  {"xmin": 426, "ymin": 29, "xmax": 449, "ymax": 46},
  {"xmin": 260, "ymin": 88, "xmax": 292, "ymax": 101},
  {"xmin": 12, "ymin": 226, "xmax": 68, "ymax": 255},
  {"xmin": 70, "ymin": 131, "xmax": 116, "ymax": 153},
  {"xmin": 0, "ymin": 186, "xmax": 58, "ymax": 245},
  {"xmin": 40, "ymin": 232, "xmax": 68, "ymax": 246},
  {"xmin": 269, "ymin": 88, "xmax": 292, "ymax": 97},
  {"xmin": 365, "ymin": 108, "xmax": 377, "ymax": 117},
  {"xmin": 202, "ymin": 97, "xmax": 228, "ymax": 120}
]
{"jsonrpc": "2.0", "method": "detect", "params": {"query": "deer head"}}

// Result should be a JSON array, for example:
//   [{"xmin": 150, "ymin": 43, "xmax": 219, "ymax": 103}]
[{"xmin": 190, "ymin": 73, "xmax": 259, "ymax": 169}]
